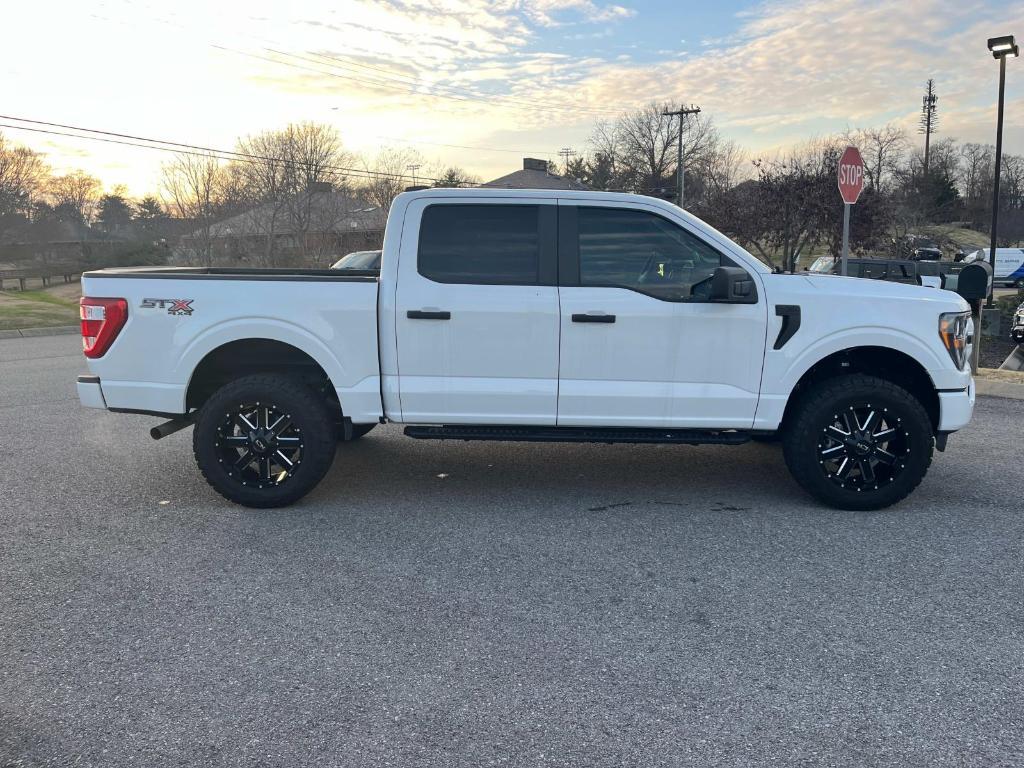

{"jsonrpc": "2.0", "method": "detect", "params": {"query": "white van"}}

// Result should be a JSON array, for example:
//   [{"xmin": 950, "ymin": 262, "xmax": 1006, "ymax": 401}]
[{"xmin": 963, "ymin": 248, "xmax": 1024, "ymax": 287}]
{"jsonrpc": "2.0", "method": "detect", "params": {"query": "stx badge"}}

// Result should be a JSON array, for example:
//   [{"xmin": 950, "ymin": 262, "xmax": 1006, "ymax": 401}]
[{"xmin": 141, "ymin": 298, "xmax": 195, "ymax": 316}]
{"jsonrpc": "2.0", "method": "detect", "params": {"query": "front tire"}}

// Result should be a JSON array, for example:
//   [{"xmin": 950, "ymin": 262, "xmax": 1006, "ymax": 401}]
[
  {"xmin": 193, "ymin": 373, "xmax": 337, "ymax": 508},
  {"xmin": 782, "ymin": 374, "xmax": 933, "ymax": 511}
]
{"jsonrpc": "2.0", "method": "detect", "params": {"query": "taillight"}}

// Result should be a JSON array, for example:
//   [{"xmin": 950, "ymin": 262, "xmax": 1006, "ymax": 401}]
[{"xmin": 80, "ymin": 297, "xmax": 128, "ymax": 358}]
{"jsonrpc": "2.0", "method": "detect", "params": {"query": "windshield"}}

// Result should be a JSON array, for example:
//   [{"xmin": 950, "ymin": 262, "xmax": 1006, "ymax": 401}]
[
  {"xmin": 332, "ymin": 251, "xmax": 381, "ymax": 270},
  {"xmin": 807, "ymin": 256, "xmax": 836, "ymax": 273}
]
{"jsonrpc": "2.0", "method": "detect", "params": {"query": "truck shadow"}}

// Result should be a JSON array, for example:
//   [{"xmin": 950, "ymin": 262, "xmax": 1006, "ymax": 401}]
[{"xmin": 310, "ymin": 425, "xmax": 803, "ymax": 518}]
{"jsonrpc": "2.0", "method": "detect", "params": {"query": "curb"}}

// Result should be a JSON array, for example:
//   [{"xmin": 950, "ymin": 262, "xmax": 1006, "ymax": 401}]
[
  {"xmin": 0, "ymin": 325, "xmax": 78, "ymax": 340},
  {"xmin": 976, "ymin": 378, "xmax": 1024, "ymax": 401}
]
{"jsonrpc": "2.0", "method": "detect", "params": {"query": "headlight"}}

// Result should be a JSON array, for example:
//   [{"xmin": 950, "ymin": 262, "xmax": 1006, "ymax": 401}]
[{"xmin": 939, "ymin": 311, "xmax": 971, "ymax": 370}]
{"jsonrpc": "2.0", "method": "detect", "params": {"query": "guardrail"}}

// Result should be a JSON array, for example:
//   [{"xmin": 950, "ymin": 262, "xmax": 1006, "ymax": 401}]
[{"xmin": 0, "ymin": 266, "xmax": 82, "ymax": 291}]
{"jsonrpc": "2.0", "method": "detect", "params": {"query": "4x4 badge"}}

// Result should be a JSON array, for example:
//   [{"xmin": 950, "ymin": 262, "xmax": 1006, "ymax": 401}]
[{"xmin": 140, "ymin": 298, "xmax": 194, "ymax": 316}]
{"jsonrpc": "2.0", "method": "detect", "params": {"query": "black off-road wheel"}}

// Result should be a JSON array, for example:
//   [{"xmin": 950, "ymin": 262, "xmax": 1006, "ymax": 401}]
[
  {"xmin": 782, "ymin": 374, "xmax": 934, "ymax": 511},
  {"xmin": 193, "ymin": 373, "xmax": 336, "ymax": 508}
]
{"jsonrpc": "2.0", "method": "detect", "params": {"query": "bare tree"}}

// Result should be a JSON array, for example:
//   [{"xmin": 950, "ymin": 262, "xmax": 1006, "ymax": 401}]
[
  {"xmin": 433, "ymin": 166, "xmax": 479, "ymax": 188},
  {"xmin": 849, "ymin": 124, "xmax": 907, "ymax": 193},
  {"xmin": 233, "ymin": 122, "xmax": 353, "ymax": 265},
  {"xmin": 161, "ymin": 153, "xmax": 223, "ymax": 267},
  {"xmin": 0, "ymin": 132, "xmax": 48, "ymax": 218},
  {"xmin": 589, "ymin": 101, "xmax": 720, "ymax": 195},
  {"xmin": 360, "ymin": 147, "xmax": 422, "ymax": 211},
  {"xmin": 744, "ymin": 139, "xmax": 853, "ymax": 271},
  {"xmin": 999, "ymin": 154, "xmax": 1024, "ymax": 210},
  {"xmin": 48, "ymin": 170, "xmax": 101, "ymax": 223},
  {"xmin": 279, "ymin": 123, "xmax": 353, "ymax": 260},
  {"xmin": 958, "ymin": 143, "xmax": 993, "ymax": 200},
  {"xmin": 703, "ymin": 139, "xmax": 747, "ymax": 196}
]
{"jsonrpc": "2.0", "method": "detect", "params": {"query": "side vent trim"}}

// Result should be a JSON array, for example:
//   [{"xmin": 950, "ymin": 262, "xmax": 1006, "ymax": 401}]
[{"xmin": 774, "ymin": 305, "xmax": 801, "ymax": 350}]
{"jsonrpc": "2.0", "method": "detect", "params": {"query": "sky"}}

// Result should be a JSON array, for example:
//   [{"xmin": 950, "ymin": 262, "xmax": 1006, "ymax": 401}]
[{"xmin": 2, "ymin": 0, "xmax": 1023, "ymax": 195}]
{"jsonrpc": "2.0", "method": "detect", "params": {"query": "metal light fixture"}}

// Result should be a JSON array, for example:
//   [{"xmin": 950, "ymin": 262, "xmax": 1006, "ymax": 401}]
[{"xmin": 988, "ymin": 35, "xmax": 1019, "ymax": 58}]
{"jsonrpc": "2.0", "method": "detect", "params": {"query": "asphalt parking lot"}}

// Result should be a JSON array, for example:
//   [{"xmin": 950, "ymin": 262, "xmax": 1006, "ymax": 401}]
[{"xmin": 2, "ymin": 335, "xmax": 1023, "ymax": 767}]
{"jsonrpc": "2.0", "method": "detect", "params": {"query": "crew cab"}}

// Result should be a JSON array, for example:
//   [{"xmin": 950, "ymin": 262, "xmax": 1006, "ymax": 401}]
[{"xmin": 76, "ymin": 189, "xmax": 975, "ymax": 511}]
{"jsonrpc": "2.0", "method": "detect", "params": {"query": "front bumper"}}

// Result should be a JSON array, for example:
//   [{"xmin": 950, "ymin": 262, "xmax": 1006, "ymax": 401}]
[
  {"xmin": 77, "ymin": 374, "xmax": 106, "ymax": 409},
  {"xmin": 937, "ymin": 379, "xmax": 975, "ymax": 433}
]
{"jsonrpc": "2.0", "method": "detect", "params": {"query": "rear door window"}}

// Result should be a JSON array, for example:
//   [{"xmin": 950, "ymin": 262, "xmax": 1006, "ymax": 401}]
[{"xmin": 418, "ymin": 204, "xmax": 541, "ymax": 285}]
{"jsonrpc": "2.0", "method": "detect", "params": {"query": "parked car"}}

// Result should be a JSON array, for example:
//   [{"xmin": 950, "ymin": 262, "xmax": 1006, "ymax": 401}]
[
  {"xmin": 962, "ymin": 248, "xmax": 1024, "ymax": 288},
  {"xmin": 1012, "ymin": 301, "xmax": 1024, "ymax": 344},
  {"xmin": 911, "ymin": 246, "xmax": 943, "ymax": 261},
  {"xmin": 330, "ymin": 250, "xmax": 382, "ymax": 271},
  {"xmin": 76, "ymin": 188, "xmax": 975, "ymax": 511}
]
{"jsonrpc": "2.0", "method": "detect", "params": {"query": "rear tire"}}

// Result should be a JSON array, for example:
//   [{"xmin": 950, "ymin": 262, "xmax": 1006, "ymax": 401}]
[
  {"xmin": 193, "ymin": 373, "xmax": 336, "ymax": 508},
  {"xmin": 782, "ymin": 374, "xmax": 933, "ymax": 511}
]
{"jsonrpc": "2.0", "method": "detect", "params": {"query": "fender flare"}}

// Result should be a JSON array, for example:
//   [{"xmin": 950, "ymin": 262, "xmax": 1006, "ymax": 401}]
[
  {"xmin": 175, "ymin": 319, "xmax": 348, "ymax": 412},
  {"xmin": 771, "ymin": 327, "xmax": 945, "ymax": 397}
]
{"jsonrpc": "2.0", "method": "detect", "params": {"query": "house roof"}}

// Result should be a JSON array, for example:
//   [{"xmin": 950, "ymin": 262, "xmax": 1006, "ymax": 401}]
[
  {"xmin": 203, "ymin": 192, "xmax": 386, "ymax": 239},
  {"xmin": 481, "ymin": 168, "xmax": 590, "ymax": 191},
  {"xmin": 482, "ymin": 157, "xmax": 590, "ymax": 191}
]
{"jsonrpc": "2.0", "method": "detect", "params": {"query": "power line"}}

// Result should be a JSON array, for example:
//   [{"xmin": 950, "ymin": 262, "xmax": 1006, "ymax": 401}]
[
  {"xmin": 0, "ymin": 116, "xmax": 442, "ymax": 184},
  {"xmin": 372, "ymin": 134, "xmax": 554, "ymax": 156}
]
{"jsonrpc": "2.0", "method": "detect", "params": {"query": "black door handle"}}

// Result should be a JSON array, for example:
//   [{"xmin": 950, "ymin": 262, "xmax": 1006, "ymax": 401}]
[
  {"xmin": 407, "ymin": 310, "xmax": 451, "ymax": 320},
  {"xmin": 572, "ymin": 313, "xmax": 616, "ymax": 323}
]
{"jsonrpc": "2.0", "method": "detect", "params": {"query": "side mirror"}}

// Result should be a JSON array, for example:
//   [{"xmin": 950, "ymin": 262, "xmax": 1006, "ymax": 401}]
[{"xmin": 710, "ymin": 266, "xmax": 757, "ymax": 303}]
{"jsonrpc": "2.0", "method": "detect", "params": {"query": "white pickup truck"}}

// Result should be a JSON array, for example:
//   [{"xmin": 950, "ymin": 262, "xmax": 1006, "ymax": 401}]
[{"xmin": 76, "ymin": 188, "xmax": 975, "ymax": 511}]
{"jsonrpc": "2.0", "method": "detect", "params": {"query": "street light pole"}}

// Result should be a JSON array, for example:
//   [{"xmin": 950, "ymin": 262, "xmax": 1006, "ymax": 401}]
[
  {"xmin": 987, "ymin": 53, "xmax": 1008, "ymax": 309},
  {"xmin": 985, "ymin": 35, "xmax": 1018, "ymax": 310}
]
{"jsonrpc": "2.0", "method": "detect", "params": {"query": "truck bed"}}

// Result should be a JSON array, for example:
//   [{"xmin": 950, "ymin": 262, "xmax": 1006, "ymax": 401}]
[{"xmin": 79, "ymin": 267, "xmax": 383, "ymax": 423}]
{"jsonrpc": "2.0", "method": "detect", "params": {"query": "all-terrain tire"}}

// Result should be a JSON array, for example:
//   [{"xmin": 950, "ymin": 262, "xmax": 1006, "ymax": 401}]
[
  {"xmin": 782, "ymin": 374, "xmax": 933, "ymax": 511},
  {"xmin": 193, "ymin": 373, "xmax": 337, "ymax": 508}
]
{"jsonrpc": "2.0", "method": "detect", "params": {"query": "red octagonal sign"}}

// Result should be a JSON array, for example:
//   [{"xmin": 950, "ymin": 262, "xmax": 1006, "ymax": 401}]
[{"xmin": 837, "ymin": 146, "xmax": 865, "ymax": 204}]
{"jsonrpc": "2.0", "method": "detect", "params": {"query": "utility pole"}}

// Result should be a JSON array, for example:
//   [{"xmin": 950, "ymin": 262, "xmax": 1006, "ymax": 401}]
[
  {"xmin": 406, "ymin": 163, "xmax": 421, "ymax": 187},
  {"xmin": 558, "ymin": 147, "xmax": 576, "ymax": 176},
  {"xmin": 919, "ymin": 79, "xmax": 938, "ymax": 176},
  {"xmin": 661, "ymin": 104, "xmax": 701, "ymax": 208}
]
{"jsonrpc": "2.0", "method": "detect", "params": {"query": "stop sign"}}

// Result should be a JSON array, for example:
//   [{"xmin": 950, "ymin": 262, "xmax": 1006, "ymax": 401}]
[
  {"xmin": 837, "ymin": 146, "xmax": 865, "ymax": 204},
  {"xmin": 835, "ymin": 147, "xmax": 868, "ymax": 204}
]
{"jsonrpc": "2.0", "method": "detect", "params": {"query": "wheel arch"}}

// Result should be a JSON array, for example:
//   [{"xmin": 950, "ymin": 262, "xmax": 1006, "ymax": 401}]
[
  {"xmin": 780, "ymin": 346, "xmax": 940, "ymax": 433},
  {"xmin": 184, "ymin": 336, "xmax": 342, "ymax": 415}
]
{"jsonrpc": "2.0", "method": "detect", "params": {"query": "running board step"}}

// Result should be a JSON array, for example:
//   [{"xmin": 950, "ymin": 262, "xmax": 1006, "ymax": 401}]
[{"xmin": 404, "ymin": 425, "xmax": 751, "ymax": 445}]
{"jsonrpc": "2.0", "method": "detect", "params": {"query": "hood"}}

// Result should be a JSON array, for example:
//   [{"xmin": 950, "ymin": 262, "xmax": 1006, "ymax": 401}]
[{"xmin": 803, "ymin": 272, "xmax": 969, "ymax": 311}]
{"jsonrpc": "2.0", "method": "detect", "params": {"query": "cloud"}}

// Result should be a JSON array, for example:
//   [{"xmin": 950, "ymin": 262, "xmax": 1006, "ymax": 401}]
[
  {"xmin": 4, "ymin": 0, "xmax": 1023, "ymax": 195},
  {"xmin": 520, "ymin": 0, "xmax": 636, "ymax": 26},
  {"xmin": 509, "ymin": 0, "xmax": 1024, "ymax": 150}
]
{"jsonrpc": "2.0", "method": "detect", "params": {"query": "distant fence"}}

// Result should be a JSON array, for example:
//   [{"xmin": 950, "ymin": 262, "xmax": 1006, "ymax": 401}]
[{"xmin": 0, "ymin": 266, "xmax": 82, "ymax": 291}]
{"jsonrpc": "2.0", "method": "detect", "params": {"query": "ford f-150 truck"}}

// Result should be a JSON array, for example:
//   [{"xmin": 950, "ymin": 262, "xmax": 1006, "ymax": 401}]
[{"xmin": 76, "ymin": 188, "xmax": 976, "ymax": 510}]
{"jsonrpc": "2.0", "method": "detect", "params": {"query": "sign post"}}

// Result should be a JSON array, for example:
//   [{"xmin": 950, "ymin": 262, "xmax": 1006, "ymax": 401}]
[{"xmin": 837, "ymin": 146, "xmax": 865, "ymax": 276}]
